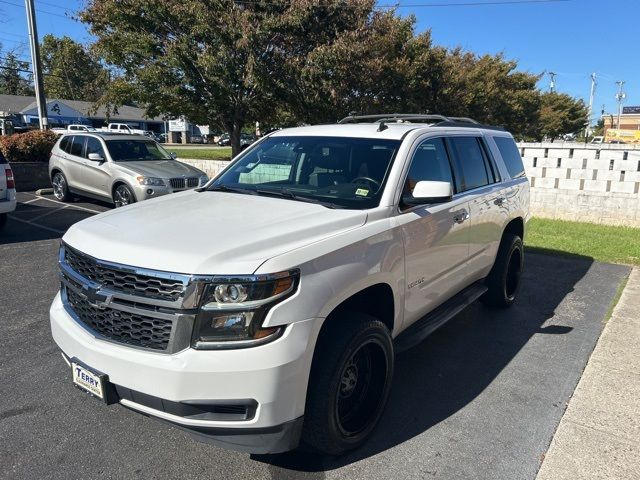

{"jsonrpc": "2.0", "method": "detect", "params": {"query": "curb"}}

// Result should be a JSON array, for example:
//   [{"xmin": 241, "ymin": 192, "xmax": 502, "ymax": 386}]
[{"xmin": 36, "ymin": 188, "xmax": 53, "ymax": 195}]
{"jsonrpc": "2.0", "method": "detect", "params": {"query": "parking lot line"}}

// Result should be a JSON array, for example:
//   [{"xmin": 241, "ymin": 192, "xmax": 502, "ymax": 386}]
[
  {"xmin": 28, "ymin": 206, "xmax": 69, "ymax": 223},
  {"xmin": 29, "ymin": 194, "xmax": 106, "ymax": 214},
  {"xmin": 7, "ymin": 214, "xmax": 65, "ymax": 234}
]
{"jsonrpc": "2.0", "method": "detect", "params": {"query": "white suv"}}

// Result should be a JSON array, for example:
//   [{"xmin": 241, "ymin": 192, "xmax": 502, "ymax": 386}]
[
  {"xmin": 0, "ymin": 151, "xmax": 16, "ymax": 230},
  {"xmin": 49, "ymin": 133, "xmax": 207, "ymax": 207},
  {"xmin": 50, "ymin": 114, "xmax": 530, "ymax": 455}
]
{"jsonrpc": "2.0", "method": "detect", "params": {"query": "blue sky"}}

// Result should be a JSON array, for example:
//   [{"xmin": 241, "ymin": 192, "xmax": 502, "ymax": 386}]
[{"xmin": 0, "ymin": 0, "xmax": 636, "ymax": 123}]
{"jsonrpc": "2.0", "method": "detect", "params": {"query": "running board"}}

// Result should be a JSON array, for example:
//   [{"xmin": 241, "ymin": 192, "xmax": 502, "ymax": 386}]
[{"xmin": 394, "ymin": 282, "xmax": 488, "ymax": 353}]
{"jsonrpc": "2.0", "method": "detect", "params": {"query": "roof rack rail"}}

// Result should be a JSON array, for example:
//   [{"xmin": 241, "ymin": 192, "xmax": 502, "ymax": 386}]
[
  {"xmin": 337, "ymin": 113, "xmax": 505, "ymax": 131},
  {"xmin": 447, "ymin": 116, "xmax": 479, "ymax": 124},
  {"xmin": 338, "ymin": 113, "xmax": 451, "ymax": 124}
]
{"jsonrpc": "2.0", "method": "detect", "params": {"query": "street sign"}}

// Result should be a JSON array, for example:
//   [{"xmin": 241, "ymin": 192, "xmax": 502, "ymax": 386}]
[
  {"xmin": 168, "ymin": 117, "xmax": 188, "ymax": 131},
  {"xmin": 622, "ymin": 106, "xmax": 640, "ymax": 114}
]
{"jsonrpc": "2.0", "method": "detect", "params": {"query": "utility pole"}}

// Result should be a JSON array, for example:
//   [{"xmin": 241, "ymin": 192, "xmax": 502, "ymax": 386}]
[
  {"xmin": 24, "ymin": 0, "xmax": 48, "ymax": 130},
  {"xmin": 615, "ymin": 81, "xmax": 626, "ymax": 130},
  {"xmin": 548, "ymin": 72, "xmax": 557, "ymax": 93},
  {"xmin": 585, "ymin": 73, "xmax": 597, "ymax": 138}
]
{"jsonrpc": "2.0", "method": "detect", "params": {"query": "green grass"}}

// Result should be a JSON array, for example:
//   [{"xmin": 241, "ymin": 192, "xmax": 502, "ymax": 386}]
[
  {"xmin": 170, "ymin": 147, "xmax": 232, "ymax": 161},
  {"xmin": 526, "ymin": 217, "xmax": 640, "ymax": 266}
]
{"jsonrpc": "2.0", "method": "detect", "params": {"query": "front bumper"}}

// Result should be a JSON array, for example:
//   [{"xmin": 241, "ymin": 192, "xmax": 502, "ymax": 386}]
[{"xmin": 50, "ymin": 292, "xmax": 321, "ymax": 453}]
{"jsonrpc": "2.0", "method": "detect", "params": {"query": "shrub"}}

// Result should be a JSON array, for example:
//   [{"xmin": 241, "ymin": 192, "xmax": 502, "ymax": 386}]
[{"xmin": 0, "ymin": 130, "xmax": 58, "ymax": 163}]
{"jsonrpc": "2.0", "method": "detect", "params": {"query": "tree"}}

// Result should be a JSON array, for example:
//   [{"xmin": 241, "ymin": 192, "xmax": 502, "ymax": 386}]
[
  {"xmin": 40, "ymin": 34, "xmax": 109, "ymax": 101},
  {"xmin": 536, "ymin": 92, "xmax": 588, "ymax": 141},
  {"xmin": 81, "ymin": 0, "xmax": 403, "ymax": 155},
  {"xmin": 0, "ymin": 50, "xmax": 34, "ymax": 96}
]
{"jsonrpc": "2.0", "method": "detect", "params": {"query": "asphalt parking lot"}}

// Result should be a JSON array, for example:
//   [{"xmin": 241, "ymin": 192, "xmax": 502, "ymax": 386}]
[{"xmin": 0, "ymin": 192, "xmax": 631, "ymax": 480}]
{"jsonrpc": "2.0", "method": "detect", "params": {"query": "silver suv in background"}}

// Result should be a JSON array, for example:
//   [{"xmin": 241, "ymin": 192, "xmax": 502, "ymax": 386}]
[
  {"xmin": 0, "ymin": 151, "xmax": 16, "ymax": 230},
  {"xmin": 49, "ymin": 133, "xmax": 208, "ymax": 207}
]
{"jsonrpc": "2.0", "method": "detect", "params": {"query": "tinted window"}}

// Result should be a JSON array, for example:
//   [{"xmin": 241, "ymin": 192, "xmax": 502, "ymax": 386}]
[
  {"xmin": 404, "ymin": 138, "xmax": 453, "ymax": 194},
  {"xmin": 449, "ymin": 137, "xmax": 489, "ymax": 191},
  {"xmin": 69, "ymin": 136, "xmax": 85, "ymax": 157},
  {"xmin": 494, "ymin": 136, "xmax": 526, "ymax": 178},
  {"xmin": 85, "ymin": 137, "xmax": 105, "ymax": 159},
  {"xmin": 0, "ymin": 150, "xmax": 6, "ymax": 164},
  {"xmin": 59, "ymin": 136, "xmax": 71, "ymax": 153}
]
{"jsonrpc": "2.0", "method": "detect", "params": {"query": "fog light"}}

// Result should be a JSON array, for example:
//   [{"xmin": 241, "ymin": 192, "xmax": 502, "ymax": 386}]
[{"xmin": 147, "ymin": 189, "xmax": 154, "ymax": 195}]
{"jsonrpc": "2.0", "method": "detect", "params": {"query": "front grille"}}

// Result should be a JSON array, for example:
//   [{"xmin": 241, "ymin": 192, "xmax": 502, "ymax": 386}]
[
  {"xmin": 64, "ymin": 247, "xmax": 185, "ymax": 301},
  {"xmin": 66, "ymin": 288, "xmax": 173, "ymax": 351},
  {"xmin": 169, "ymin": 177, "xmax": 198, "ymax": 190}
]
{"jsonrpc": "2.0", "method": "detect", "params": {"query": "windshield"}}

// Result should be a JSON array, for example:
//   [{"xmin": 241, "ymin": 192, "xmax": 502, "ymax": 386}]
[
  {"xmin": 105, "ymin": 139, "xmax": 172, "ymax": 162},
  {"xmin": 209, "ymin": 136, "xmax": 401, "ymax": 209}
]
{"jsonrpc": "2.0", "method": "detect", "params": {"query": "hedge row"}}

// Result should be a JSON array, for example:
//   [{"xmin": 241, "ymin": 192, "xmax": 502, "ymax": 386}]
[{"xmin": 0, "ymin": 130, "xmax": 58, "ymax": 163}]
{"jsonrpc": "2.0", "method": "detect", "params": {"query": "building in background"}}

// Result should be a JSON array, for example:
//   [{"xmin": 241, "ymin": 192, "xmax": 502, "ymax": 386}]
[
  {"xmin": 0, "ymin": 94, "xmax": 165, "ymax": 133},
  {"xmin": 603, "ymin": 106, "xmax": 640, "ymax": 143}
]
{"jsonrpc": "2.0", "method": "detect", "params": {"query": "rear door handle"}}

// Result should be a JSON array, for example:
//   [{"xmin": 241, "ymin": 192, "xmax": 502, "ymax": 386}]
[{"xmin": 453, "ymin": 210, "xmax": 469, "ymax": 224}]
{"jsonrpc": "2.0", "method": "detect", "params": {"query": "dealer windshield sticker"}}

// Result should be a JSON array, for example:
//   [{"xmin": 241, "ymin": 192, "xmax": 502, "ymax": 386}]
[{"xmin": 355, "ymin": 188, "xmax": 369, "ymax": 197}]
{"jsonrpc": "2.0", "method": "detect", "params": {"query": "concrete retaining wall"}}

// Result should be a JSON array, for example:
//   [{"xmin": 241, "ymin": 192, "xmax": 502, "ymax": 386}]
[
  {"xmin": 519, "ymin": 143, "xmax": 640, "ymax": 226},
  {"xmin": 181, "ymin": 143, "xmax": 640, "ymax": 227},
  {"xmin": 9, "ymin": 162, "xmax": 51, "ymax": 192}
]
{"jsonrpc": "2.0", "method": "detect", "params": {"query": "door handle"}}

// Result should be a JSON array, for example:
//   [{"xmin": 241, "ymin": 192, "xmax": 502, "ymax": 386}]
[{"xmin": 453, "ymin": 210, "xmax": 469, "ymax": 224}]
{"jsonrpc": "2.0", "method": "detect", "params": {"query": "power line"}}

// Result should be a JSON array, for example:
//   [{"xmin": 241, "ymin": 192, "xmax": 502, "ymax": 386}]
[
  {"xmin": 377, "ymin": 0, "xmax": 570, "ymax": 7},
  {"xmin": 0, "ymin": 0, "xmax": 75, "ymax": 20}
]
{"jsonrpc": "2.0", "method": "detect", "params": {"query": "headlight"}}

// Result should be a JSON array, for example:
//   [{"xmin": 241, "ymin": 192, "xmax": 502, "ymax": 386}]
[
  {"xmin": 191, "ymin": 270, "xmax": 299, "ymax": 349},
  {"xmin": 199, "ymin": 175, "xmax": 209, "ymax": 186},
  {"xmin": 136, "ymin": 176, "xmax": 165, "ymax": 186}
]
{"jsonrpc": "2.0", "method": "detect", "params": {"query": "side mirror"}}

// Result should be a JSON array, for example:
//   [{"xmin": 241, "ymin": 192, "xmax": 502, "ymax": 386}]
[
  {"xmin": 170, "ymin": 152, "xmax": 177, "ymax": 160},
  {"xmin": 402, "ymin": 180, "xmax": 453, "ymax": 206},
  {"xmin": 87, "ymin": 153, "xmax": 105, "ymax": 162}
]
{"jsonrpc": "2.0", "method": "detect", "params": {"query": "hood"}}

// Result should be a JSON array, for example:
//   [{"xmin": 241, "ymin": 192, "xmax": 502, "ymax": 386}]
[
  {"xmin": 116, "ymin": 160, "xmax": 204, "ymax": 178},
  {"xmin": 63, "ymin": 190, "xmax": 367, "ymax": 274}
]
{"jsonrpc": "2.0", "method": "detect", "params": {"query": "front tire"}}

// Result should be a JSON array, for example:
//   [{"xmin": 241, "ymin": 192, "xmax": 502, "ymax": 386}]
[
  {"xmin": 52, "ymin": 172, "xmax": 70, "ymax": 202},
  {"xmin": 481, "ymin": 233, "xmax": 524, "ymax": 308},
  {"xmin": 113, "ymin": 184, "xmax": 136, "ymax": 208},
  {"xmin": 302, "ymin": 313, "xmax": 394, "ymax": 455}
]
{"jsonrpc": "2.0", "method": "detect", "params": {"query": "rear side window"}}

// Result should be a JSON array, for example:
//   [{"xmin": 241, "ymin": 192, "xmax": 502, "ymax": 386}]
[
  {"xmin": 494, "ymin": 136, "xmax": 526, "ymax": 178},
  {"xmin": 404, "ymin": 138, "xmax": 454, "ymax": 194},
  {"xmin": 59, "ymin": 136, "xmax": 71, "ymax": 153},
  {"xmin": 448, "ymin": 137, "xmax": 490, "ymax": 192},
  {"xmin": 69, "ymin": 136, "xmax": 85, "ymax": 157},
  {"xmin": 0, "ymin": 150, "xmax": 6, "ymax": 164}
]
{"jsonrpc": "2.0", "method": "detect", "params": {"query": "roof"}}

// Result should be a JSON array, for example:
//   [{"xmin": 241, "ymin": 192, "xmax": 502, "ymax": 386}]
[
  {"xmin": 270, "ymin": 122, "xmax": 509, "ymax": 141},
  {"xmin": 0, "ymin": 94, "xmax": 162, "ymax": 122},
  {"xmin": 60, "ymin": 132, "xmax": 151, "ymax": 141}
]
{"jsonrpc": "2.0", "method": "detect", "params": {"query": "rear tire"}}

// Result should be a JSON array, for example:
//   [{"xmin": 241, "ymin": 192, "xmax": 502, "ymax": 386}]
[
  {"xmin": 302, "ymin": 313, "xmax": 394, "ymax": 455},
  {"xmin": 481, "ymin": 233, "xmax": 524, "ymax": 308},
  {"xmin": 0, "ymin": 213, "xmax": 6, "ymax": 230},
  {"xmin": 52, "ymin": 172, "xmax": 70, "ymax": 202}
]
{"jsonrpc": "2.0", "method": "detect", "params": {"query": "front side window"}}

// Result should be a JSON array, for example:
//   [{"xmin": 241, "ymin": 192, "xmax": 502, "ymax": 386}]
[
  {"xmin": 84, "ymin": 137, "xmax": 105, "ymax": 159},
  {"xmin": 69, "ymin": 136, "xmax": 85, "ymax": 157},
  {"xmin": 448, "ymin": 137, "xmax": 490, "ymax": 192},
  {"xmin": 105, "ymin": 139, "xmax": 171, "ymax": 162},
  {"xmin": 210, "ymin": 136, "xmax": 401, "ymax": 209},
  {"xmin": 404, "ymin": 137, "xmax": 454, "ymax": 195}
]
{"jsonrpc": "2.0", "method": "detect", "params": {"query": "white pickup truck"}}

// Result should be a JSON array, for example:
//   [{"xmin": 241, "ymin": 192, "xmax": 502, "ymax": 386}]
[
  {"xmin": 50, "ymin": 114, "xmax": 530, "ymax": 455},
  {"xmin": 101, "ymin": 123, "xmax": 147, "ymax": 135}
]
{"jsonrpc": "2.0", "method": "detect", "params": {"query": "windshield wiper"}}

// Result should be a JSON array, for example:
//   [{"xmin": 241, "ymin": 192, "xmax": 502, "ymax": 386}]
[
  {"xmin": 255, "ymin": 187, "xmax": 341, "ymax": 209},
  {"xmin": 208, "ymin": 185, "xmax": 258, "ymax": 195}
]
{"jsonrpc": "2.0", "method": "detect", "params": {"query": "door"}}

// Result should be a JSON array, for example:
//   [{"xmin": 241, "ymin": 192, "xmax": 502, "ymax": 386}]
[
  {"xmin": 81, "ymin": 136, "xmax": 111, "ymax": 198},
  {"xmin": 398, "ymin": 137, "xmax": 471, "ymax": 327},
  {"xmin": 447, "ymin": 136, "xmax": 506, "ymax": 280},
  {"xmin": 63, "ymin": 135, "xmax": 87, "ymax": 190}
]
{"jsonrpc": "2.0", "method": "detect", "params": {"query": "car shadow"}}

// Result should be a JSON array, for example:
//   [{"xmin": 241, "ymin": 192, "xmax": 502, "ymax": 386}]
[{"xmin": 254, "ymin": 251, "xmax": 594, "ymax": 475}]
